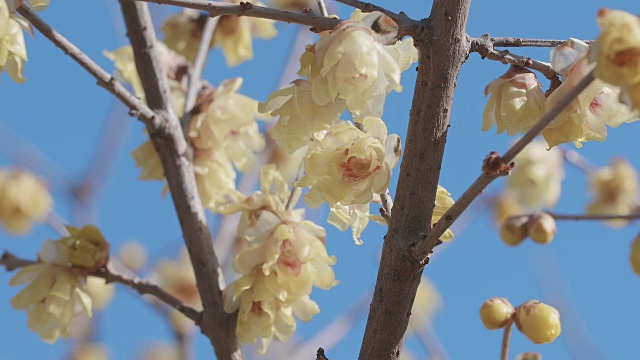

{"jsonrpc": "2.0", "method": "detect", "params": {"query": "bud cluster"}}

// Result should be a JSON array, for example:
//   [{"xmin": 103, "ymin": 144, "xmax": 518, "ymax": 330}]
[{"xmin": 500, "ymin": 212, "xmax": 557, "ymax": 246}]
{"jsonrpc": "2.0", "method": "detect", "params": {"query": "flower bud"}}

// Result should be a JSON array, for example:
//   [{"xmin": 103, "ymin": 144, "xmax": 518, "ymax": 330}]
[
  {"xmin": 514, "ymin": 300, "xmax": 561, "ymax": 344},
  {"xmin": 118, "ymin": 240, "xmax": 148, "ymax": 272},
  {"xmin": 629, "ymin": 235, "xmax": 640, "ymax": 276},
  {"xmin": 479, "ymin": 297, "xmax": 515, "ymax": 330},
  {"xmin": 500, "ymin": 215, "xmax": 529, "ymax": 246},
  {"xmin": 527, "ymin": 213, "xmax": 557, "ymax": 245},
  {"xmin": 62, "ymin": 225, "xmax": 110, "ymax": 271}
]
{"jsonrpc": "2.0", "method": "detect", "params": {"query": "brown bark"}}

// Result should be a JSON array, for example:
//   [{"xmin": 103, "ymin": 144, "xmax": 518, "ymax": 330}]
[{"xmin": 358, "ymin": 1, "xmax": 472, "ymax": 359}]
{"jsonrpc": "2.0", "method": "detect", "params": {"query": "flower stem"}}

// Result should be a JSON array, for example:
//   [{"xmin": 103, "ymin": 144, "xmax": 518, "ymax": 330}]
[{"xmin": 501, "ymin": 322, "xmax": 513, "ymax": 360}]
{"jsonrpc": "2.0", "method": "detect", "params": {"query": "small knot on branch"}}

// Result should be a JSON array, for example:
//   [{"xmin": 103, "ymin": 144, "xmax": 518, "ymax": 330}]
[
  {"xmin": 239, "ymin": 1, "xmax": 253, "ymax": 10},
  {"xmin": 482, "ymin": 151, "xmax": 514, "ymax": 176},
  {"xmin": 317, "ymin": 347, "xmax": 329, "ymax": 360}
]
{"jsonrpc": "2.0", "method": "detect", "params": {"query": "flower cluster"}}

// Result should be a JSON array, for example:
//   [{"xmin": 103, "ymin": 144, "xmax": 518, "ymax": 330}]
[
  {"xmin": 10, "ymin": 225, "xmax": 109, "ymax": 343},
  {"xmin": 0, "ymin": 0, "xmax": 32, "ymax": 83},
  {"xmin": 0, "ymin": 168, "xmax": 53, "ymax": 234},
  {"xmin": 500, "ymin": 212, "xmax": 557, "ymax": 246},
  {"xmin": 586, "ymin": 158, "xmax": 639, "ymax": 227},
  {"xmin": 220, "ymin": 165, "xmax": 337, "ymax": 352},
  {"xmin": 482, "ymin": 38, "xmax": 637, "ymax": 148},
  {"xmin": 161, "ymin": 2, "xmax": 277, "ymax": 67},
  {"xmin": 479, "ymin": 297, "xmax": 561, "ymax": 345}
]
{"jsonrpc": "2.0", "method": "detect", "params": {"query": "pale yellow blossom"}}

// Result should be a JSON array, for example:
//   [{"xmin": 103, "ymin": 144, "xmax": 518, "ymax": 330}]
[
  {"xmin": 0, "ymin": 168, "xmax": 53, "ymax": 234},
  {"xmin": 297, "ymin": 117, "xmax": 399, "ymax": 208},
  {"xmin": 260, "ymin": 79, "xmax": 346, "ymax": 153},
  {"xmin": 586, "ymin": 158, "xmax": 639, "ymax": 227},
  {"xmin": 482, "ymin": 65, "xmax": 546, "ymax": 135},
  {"xmin": 161, "ymin": 10, "xmax": 207, "ymax": 63},
  {"xmin": 212, "ymin": 0, "xmax": 277, "ymax": 66},
  {"xmin": 10, "ymin": 240, "xmax": 92, "ymax": 343},
  {"xmin": 193, "ymin": 149, "xmax": 239, "ymax": 209},
  {"xmin": 0, "ymin": 1, "xmax": 30, "ymax": 83},
  {"xmin": 506, "ymin": 139, "xmax": 564, "ymax": 209},
  {"xmin": 131, "ymin": 140, "xmax": 164, "ymax": 181},
  {"xmin": 328, "ymin": 202, "xmax": 383, "ymax": 245},
  {"xmin": 543, "ymin": 38, "xmax": 634, "ymax": 148},
  {"xmin": 85, "ymin": 277, "xmax": 115, "ymax": 312},
  {"xmin": 59, "ymin": 225, "xmax": 110, "ymax": 271},
  {"xmin": 592, "ymin": 9, "xmax": 640, "ymax": 111},
  {"xmin": 432, "ymin": 185, "xmax": 455, "ymax": 241}
]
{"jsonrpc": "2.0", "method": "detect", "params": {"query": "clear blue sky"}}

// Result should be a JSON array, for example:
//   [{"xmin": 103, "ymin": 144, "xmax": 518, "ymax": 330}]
[{"xmin": 1, "ymin": 0, "xmax": 639, "ymax": 359}]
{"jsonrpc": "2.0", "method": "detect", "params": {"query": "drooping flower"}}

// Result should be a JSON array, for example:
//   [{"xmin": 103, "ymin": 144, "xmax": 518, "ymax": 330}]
[
  {"xmin": 10, "ymin": 240, "xmax": 92, "ymax": 343},
  {"xmin": 506, "ymin": 139, "xmax": 564, "ymax": 209},
  {"xmin": 543, "ymin": 38, "xmax": 634, "ymax": 148},
  {"xmin": 592, "ymin": 9, "xmax": 640, "ymax": 111},
  {"xmin": 0, "ymin": 1, "xmax": 30, "ymax": 83},
  {"xmin": 296, "ymin": 116, "xmax": 400, "ymax": 208},
  {"xmin": 259, "ymin": 79, "xmax": 346, "ymax": 154},
  {"xmin": 299, "ymin": 12, "xmax": 417, "ymax": 120},
  {"xmin": 482, "ymin": 65, "xmax": 546, "ymax": 135},
  {"xmin": 0, "ymin": 168, "xmax": 53, "ymax": 234},
  {"xmin": 586, "ymin": 158, "xmax": 639, "ymax": 227},
  {"xmin": 328, "ymin": 202, "xmax": 382, "ymax": 245}
]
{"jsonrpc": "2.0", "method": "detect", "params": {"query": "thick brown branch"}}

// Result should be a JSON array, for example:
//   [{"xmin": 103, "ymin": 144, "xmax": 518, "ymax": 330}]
[
  {"xmin": 118, "ymin": 2, "xmax": 241, "ymax": 359},
  {"xmin": 16, "ymin": 5, "xmax": 159, "ymax": 128},
  {"xmin": 358, "ymin": 1, "xmax": 472, "ymax": 359},
  {"xmin": 470, "ymin": 35, "xmax": 558, "ymax": 80},
  {"xmin": 130, "ymin": 0, "xmax": 341, "ymax": 32},
  {"xmin": 0, "ymin": 251, "xmax": 201, "ymax": 323},
  {"xmin": 489, "ymin": 37, "xmax": 592, "ymax": 48},
  {"xmin": 415, "ymin": 70, "xmax": 596, "ymax": 260}
]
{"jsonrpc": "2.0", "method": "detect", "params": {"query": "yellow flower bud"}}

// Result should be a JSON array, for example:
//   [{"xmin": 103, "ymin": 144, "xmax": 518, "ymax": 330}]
[
  {"xmin": 629, "ymin": 235, "xmax": 640, "ymax": 276},
  {"xmin": 515, "ymin": 300, "xmax": 562, "ymax": 344},
  {"xmin": 118, "ymin": 240, "xmax": 148, "ymax": 272},
  {"xmin": 527, "ymin": 212, "xmax": 557, "ymax": 245},
  {"xmin": 479, "ymin": 297, "xmax": 515, "ymax": 330},
  {"xmin": 500, "ymin": 215, "xmax": 528, "ymax": 247},
  {"xmin": 0, "ymin": 168, "xmax": 53, "ymax": 234},
  {"xmin": 61, "ymin": 225, "xmax": 110, "ymax": 271}
]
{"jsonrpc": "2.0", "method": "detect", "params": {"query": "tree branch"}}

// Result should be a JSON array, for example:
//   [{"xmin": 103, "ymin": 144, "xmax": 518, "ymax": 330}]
[
  {"xmin": 414, "ymin": 70, "xmax": 596, "ymax": 260},
  {"xmin": 0, "ymin": 251, "xmax": 202, "ymax": 323},
  {"xmin": 334, "ymin": 0, "xmax": 419, "ymax": 36},
  {"xmin": 470, "ymin": 35, "xmax": 558, "ymax": 80},
  {"xmin": 358, "ymin": 1, "xmax": 472, "ymax": 358},
  {"xmin": 489, "ymin": 36, "xmax": 593, "ymax": 48},
  {"xmin": 117, "ymin": 1, "xmax": 241, "ymax": 359},
  {"xmin": 547, "ymin": 211, "xmax": 640, "ymax": 221}
]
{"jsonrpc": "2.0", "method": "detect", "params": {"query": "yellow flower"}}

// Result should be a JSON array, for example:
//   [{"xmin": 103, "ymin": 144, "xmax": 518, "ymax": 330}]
[
  {"xmin": 297, "ymin": 117, "xmax": 398, "ymax": 208},
  {"xmin": 433, "ymin": 185, "xmax": 455, "ymax": 241},
  {"xmin": 592, "ymin": 9, "xmax": 640, "ymax": 110},
  {"xmin": 10, "ymin": 240, "xmax": 92, "ymax": 343},
  {"xmin": 407, "ymin": 278, "xmax": 442, "ymax": 333},
  {"xmin": 299, "ymin": 12, "xmax": 416, "ymax": 120},
  {"xmin": 84, "ymin": 277, "xmax": 115, "ymax": 312},
  {"xmin": 131, "ymin": 140, "xmax": 165, "ymax": 181},
  {"xmin": 586, "ymin": 158, "xmax": 639, "ymax": 227},
  {"xmin": 0, "ymin": 1, "xmax": 29, "ymax": 83},
  {"xmin": 482, "ymin": 65, "xmax": 546, "ymax": 135},
  {"xmin": 260, "ymin": 79, "xmax": 346, "ymax": 154},
  {"xmin": 479, "ymin": 297, "xmax": 514, "ymax": 330},
  {"xmin": 0, "ymin": 168, "xmax": 53, "ymax": 234},
  {"xmin": 161, "ymin": 10, "xmax": 207, "ymax": 63},
  {"xmin": 193, "ymin": 149, "xmax": 238, "ymax": 209},
  {"xmin": 543, "ymin": 39, "xmax": 634, "ymax": 148},
  {"xmin": 506, "ymin": 139, "xmax": 564, "ymax": 209},
  {"xmin": 59, "ymin": 225, "xmax": 110, "ymax": 271},
  {"xmin": 514, "ymin": 300, "xmax": 561, "ymax": 344},
  {"xmin": 328, "ymin": 202, "xmax": 382, "ymax": 245},
  {"xmin": 212, "ymin": 0, "xmax": 277, "ymax": 67}
]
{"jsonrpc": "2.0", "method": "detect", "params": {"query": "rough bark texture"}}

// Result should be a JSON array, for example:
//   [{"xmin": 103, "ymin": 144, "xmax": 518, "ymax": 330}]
[
  {"xmin": 119, "ymin": 2, "xmax": 242, "ymax": 359},
  {"xmin": 358, "ymin": 1, "xmax": 472, "ymax": 359}
]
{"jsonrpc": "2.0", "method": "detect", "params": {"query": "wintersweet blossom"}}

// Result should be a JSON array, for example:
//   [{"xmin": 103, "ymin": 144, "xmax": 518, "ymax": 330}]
[
  {"xmin": 0, "ymin": 168, "xmax": 53, "ymax": 234},
  {"xmin": 259, "ymin": 79, "xmax": 347, "ymax": 153},
  {"xmin": 432, "ymin": 185, "xmax": 455, "ymax": 241},
  {"xmin": 211, "ymin": 0, "xmax": 277, "ymax": 66},
  {"xmin": 586, "ymin": 158, "xmax": 639, "ymax": 227},
  {"xmin": 10, "ymin": 240, "xmax": 92, "ymax": 343},
  {"xmin": 592, "ymin": 9, "xmax": 640, "ymax": 111},
  {"xmin": 328, "ymin": 202, "xmax": 382, "ymax": 245},
  {"xmin": 543, "ymin": 38, "xmax": 634, "ymax": 148},
  {"xmin": 297, "ymin": 117, "xmax": 400, "ymax": 208},
  {"xmin": 298, "ymin": 12, "xmax": 417, "ymax": 120},
  {"xmin": 506, "ymin": 139, "xmax": 564, "ymax": 209},
  {"xmin": 161, "ymin": 10, "xmax": 207, "ymax": 63},
  {"xmin": 0, "ymin": 0, "xmax": 30, "ymax": 83},
  {"xmin": 482, "ymin": 65, "xmax": 546, "ymax": 135},
  {"xmin": 59, "ymin": 225, "xmax": 110, "ymax": 271}
]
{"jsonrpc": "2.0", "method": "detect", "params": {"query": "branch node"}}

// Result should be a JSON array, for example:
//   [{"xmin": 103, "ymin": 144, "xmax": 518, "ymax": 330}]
[{"xmin": 482, "ymin": 151, "xmax": 513, "ymax": 176}]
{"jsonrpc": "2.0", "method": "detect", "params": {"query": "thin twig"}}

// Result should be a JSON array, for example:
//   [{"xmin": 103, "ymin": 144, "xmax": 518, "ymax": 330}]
[
  {"xmin": 379, "ymin": 189, "xmax": 393, "ymax": 223},
  {"xmin": 414, "ymin": 70, "xmax": 596, "ymax": 260},
  {"xmin": 0, "ymin": 251, "xmax": 202, "ymax": 323},
  {"xmin": 489, "ymin": 37, "xmax": 593, "ymax": 48},
  {"xmin": 316, "ymin": 0, "xmax": 328, "ymax": 17},
  {"xmin": 562, "ymin": 148, "xmax": 597, "ymax": 174},
  {"xmin": 181, "ymin": 16, "xmax": 220, "ymax": 134},
  {"xmin": 334, "ymin": 0, "xmax": 418, "ymax": 36},
  {"xmin": 548, "ymin": 211, "xmax": 640, "ymax": 221},
  {"xmin": 501, "ymin": 322, "xmax": 513, "ymax": 360},
  {"xmin": 16, "ymin": 5, "xmax": 159, "ymax": 128},
  {"xmin": 470, "ymin": 35, "xmax": 558, "ymax": 80}
]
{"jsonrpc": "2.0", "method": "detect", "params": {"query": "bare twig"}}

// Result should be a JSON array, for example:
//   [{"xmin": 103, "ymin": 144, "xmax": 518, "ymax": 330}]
[
  {"xmin": 548, "ymin": 211, "xmax": 640, "ymax": 221},
  {"xmin": 0, "ymin": 251, "xmax": 202, "ymax": 323},
  {"xmin": 316, "ymin": 0, "xmax": 328, "ymax": 17},
  {"xmin": 181, "ymin": 16, "xmax": 220, "ymax": 134},
  {"xmin": 334, "ymin": 0, "xmax": 419, "ymax": 36},
  {"xmin": 117, "ymin": 1, "xmax": 240, "ymax": 358},
  {"xmin": 501, "ymin": 322, "xmax": 513, "ymax": 360},
  {"xmin": 16, "ymin": 5, "xmax": 159, "ymax": 128},
  {"xmin": 470, "ymin": 35, "xmax": 558, "ymax": 80},
  {"xmin": 562, "ymin": 148, "xmax": 597, "ymax": 174},
  {"xmin": 414, "ymin": 70, "xmax": 596, "ymax": 260},
  {"xmin": 489, "ymin": 37, "xmax": 592, "ymax": 48}
]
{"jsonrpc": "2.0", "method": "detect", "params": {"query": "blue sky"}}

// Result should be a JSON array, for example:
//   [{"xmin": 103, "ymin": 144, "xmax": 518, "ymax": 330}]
[{"xmin": 1, "ymin": 0, "xmax": 640, "ymax": 359}]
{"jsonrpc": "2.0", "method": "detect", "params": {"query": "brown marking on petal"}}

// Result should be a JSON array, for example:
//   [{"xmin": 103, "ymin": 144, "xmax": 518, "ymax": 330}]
[
  {"xmin": 612, "ymin": 48, "xmax": 640, "ymax": 68},
  {"xmin": 341, "ymin": 156, "xmax": 374, "ymax": 183},
  {"xmin": 251, "ymin": 301, "xmax": 264, "ymax": 315},
  {"xmin": 278, "ymin": 239, "xmax": 301, "ymax": 275},
  {"xmin": 217, "ymin": 15, "xmax": 241, "ymax": 36},
  {"xmin": 588, "ymin": 95, "xmax": 604, "ymax": 116}
]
